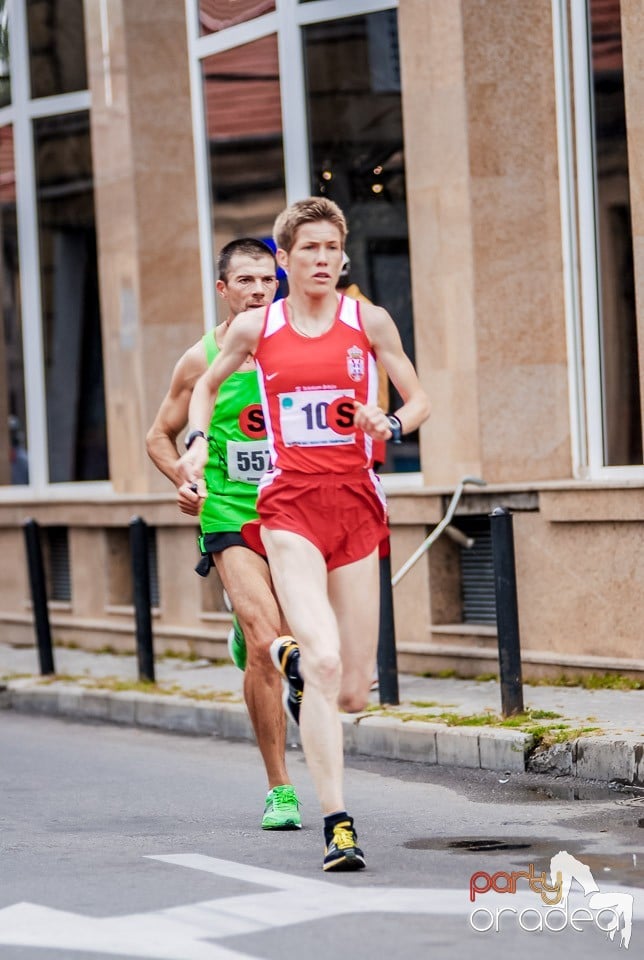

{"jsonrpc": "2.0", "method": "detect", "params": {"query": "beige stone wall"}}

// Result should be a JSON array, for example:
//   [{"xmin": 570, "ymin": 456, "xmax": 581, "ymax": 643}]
[
  {"xmin": 2, "ymin": 490, "xmax": 644, "ymax": 672},
  {"xmin": 83, "ymin": 0, "xmax": 203, "ymax": 495}
]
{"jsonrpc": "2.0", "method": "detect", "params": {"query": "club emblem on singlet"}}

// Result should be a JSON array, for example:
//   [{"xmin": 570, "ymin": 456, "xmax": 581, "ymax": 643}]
[{"xmin": 346, "ymin": 345, "xmax": 365, "ymax": 382}]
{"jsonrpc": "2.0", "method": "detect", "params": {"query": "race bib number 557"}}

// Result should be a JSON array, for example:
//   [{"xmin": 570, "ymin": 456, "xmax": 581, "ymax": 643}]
[
  {"xmin": 279, "ymin": 389, "xmax": 356, "ymax": 447},
  {"xmin": 227, "ymin": 440, "xmax": 271, "ymax": 484}
]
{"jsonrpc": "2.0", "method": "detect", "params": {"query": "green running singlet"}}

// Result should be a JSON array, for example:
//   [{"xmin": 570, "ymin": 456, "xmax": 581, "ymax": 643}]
[{"xmin": 199, "ymin": 330, "xmax": 269, "ymax": 534}]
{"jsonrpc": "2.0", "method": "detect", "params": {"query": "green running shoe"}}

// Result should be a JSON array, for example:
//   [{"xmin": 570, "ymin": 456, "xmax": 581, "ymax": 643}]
[
  {"xmin": 227, "ymin": 613, "xmax": 247, "ymax": 671},
  {"xmin": 262, "ymin": 784, "xmax": 302, "ymax": 830}
]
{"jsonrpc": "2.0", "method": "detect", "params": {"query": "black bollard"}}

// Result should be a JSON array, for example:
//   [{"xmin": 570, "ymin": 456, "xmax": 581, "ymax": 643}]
[
  {"xmin": 23, "ymin": 518, "xmax": 55, "ymax": 675},
  {"xmin": 490, "ymin": 507, "xmax": 524, "ymax": 717},
  {"xmin": 129, "ymin": 516, "xmax": 155, "ymax": 683},
  {"xmin": 377, "ymin": 542, "xmax": 399, "ymax": 705}
]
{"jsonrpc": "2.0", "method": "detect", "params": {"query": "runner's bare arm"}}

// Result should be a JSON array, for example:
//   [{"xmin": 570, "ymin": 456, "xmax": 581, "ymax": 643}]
[
  {"xmin": 177, "ymin": 311, "xmax": 263, "ymax": 483},
  {"xmin": 357, "ymin": 304, "xmax": 431, "ymax": 440},
  {"xmin": 146, "ymin": 341, "xmax": 207, "ymax": 513}
]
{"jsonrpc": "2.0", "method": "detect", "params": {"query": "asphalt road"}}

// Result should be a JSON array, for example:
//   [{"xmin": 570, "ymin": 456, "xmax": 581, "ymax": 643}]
[{"xmin": 1, "ymin": 714, "xmax": 642, "ymax": 959}]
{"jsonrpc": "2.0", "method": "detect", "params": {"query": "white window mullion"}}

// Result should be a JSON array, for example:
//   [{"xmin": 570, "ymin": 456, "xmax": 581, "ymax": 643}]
[
  {"xmin": 276, "ymin": 0, "xmax": 311, "ymax": 202},
  {"xmin": 551, "ymin": 0, "xmax": 587, "ymax": 478},
  {"xmin": 26, "ymin": 90, "xmax": 91, "ymax": 118},
  {"xmin": 570, "ymin": 0, "xmax": 604, "ymax": 476},
  {"xmin": 294, "ymin": 0, "xmax": 398, "ymax": 26},
  {"xmin": 11, "ymin": 0, "xmax": 49, "ymax": 491},
  {"xmin": 185, "ymin": 0, "xmax": 217, "ymax": 332}
]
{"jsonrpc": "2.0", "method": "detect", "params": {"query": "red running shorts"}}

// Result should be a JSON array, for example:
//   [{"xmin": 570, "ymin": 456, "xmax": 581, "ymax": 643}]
[{"xmin": 242, "ymin": 469, "xmax": 389, "ymax": 571}]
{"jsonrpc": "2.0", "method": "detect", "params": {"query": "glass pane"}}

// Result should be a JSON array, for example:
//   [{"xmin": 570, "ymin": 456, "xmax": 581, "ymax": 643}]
[
  {"xmin": 27, "ymin": 0, "xmax": 87, "ymax": 99},
  {"xmin": 590, "ymin": 0, "xmax": 642, "ymax": 465},
  {"xmin": 33, "ymin": 111, "xmax": 109, "ymax": 483},
  {"xmin": 201, "ymin": 34, "xmax": 286, "ymax": 313},
  {"xmin": 199, "ymin": 1, "xmax": 275, "ymax": 36},
  {"xmin": 0, "ymin": 1, "xmax": 11, "ymax": 107},
  {"xmin": 0, "ymin": 125, "xmax": 28, "ymax": 485},
  {"xmin": 303, "ymin": 11, "xmax": 417, "ymax": 472}
]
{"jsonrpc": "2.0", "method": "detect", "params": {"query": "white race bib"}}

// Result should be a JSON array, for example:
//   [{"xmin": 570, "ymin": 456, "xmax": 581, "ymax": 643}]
[
  {"xmin": 227, "ymin": 440, "xmax": 271, "ymax": 484},
  {"xmin": 279, "ymin": 389, "xmax": 356, "ymax": 447}
]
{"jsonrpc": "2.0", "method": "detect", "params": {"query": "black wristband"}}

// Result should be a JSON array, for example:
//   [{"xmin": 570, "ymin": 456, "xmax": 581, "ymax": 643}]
[
  {"xmin": 185, "ymin": 429, "xmax": 207, "ymax": 450},
  {"xmin": 386, "ymin": 414, "xmax": 403, "ymax": 444}
]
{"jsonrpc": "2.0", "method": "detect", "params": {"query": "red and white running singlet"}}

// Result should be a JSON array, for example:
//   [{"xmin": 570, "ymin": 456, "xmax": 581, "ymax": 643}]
[{"xmin": 254, "ymin": 295, "xmax": 378, "ymax": 474}]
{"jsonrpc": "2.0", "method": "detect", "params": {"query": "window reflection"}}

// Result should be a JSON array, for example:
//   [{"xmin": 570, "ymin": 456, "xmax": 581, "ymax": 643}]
[
  {"xmin": 27, "ymin": 0, "xmax": 87, "ymax": 99},
  {"xmin": 303, "ymin": 11, "xmax": 417, "ymax": 472},
  {"xmin": 0, "ymin": 1, "xmax": 10, "ymax": 108},
  {"xmin": 201, "ymin": 34, "xmax": 286, "ymax": 318},
  {"xmin": 590, "ymin": 0, "xmax": 642, "ymax": 465},
  {"xmin": 33, "ymin": 111, "xmax": 108, "ymax": 482},
  {"xmin": 199, "ymin": 1, "xmax": 275, "ymax": 37},
  {"xmin": 0, "ymin": 125, "xmax": 28, "ymax": 485}
]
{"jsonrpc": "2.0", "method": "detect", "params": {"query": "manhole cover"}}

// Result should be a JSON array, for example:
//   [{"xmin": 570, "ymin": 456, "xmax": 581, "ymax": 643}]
[{"xmin": 403, "ymin": 837, "xmax": 533, "ymax": 852}]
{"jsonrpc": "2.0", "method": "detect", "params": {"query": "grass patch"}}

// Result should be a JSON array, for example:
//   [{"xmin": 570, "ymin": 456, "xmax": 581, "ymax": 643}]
[
  {"xmin": 527, "ymin": 672, "xmax": 643, "ymax": 691},
  {"xmin": 361, "ymin": 704, "xmax": 608, "ymax": 747},
  {"xmin": 419, "ymin": 668, "xmax": 643, "ymax": 691},
  {"xmin": 31, "ymin": 673, "xmax": 242, "ymax": 704}
]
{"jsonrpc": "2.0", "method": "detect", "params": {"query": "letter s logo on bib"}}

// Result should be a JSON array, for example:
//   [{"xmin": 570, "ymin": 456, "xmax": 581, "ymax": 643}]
[{"xmin": 239, "ymin": 403, "xmax": 266, "ymax": 438}]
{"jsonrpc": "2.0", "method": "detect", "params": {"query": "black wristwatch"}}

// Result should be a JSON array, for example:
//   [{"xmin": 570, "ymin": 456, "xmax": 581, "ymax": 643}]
[
  {"xmin": 185, "ymin": 429, "xmax": 207, "ymax": 450},
  {"xmin": 386, "ymin": 414, "xmax": 403, "ymax": 444}
]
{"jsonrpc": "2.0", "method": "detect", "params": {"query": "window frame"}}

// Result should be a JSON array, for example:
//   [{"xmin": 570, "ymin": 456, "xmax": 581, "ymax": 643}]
[
  {"xmin": 0, "ymin": 0, "xmax": 109, "ymax": 499},
  {"xmin": 552, "ymin": 0, "xmax": 644, "ymax": 480},
  {"xmin": 186, "ymin": 0, "xmax": 399, "ymax": 332}
]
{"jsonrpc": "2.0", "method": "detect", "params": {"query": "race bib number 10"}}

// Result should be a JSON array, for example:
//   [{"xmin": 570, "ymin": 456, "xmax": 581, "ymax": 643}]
[
  {"xmin": 227, "ymin": 440, "xmax": 271, "ymax": 484},
  {"xmin": 279, "ymin": 389, "xmax": 356, "ymax": 447}
]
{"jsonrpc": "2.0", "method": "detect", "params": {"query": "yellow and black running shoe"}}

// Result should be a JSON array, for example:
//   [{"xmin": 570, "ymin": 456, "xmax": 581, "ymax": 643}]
[
  {"xmin": 270, "ymin": 635, "xmax": 303, "ymax": 726},
  {"xmin": 323, "ymin": 818, "xmax": 366, "ymax": 872}
]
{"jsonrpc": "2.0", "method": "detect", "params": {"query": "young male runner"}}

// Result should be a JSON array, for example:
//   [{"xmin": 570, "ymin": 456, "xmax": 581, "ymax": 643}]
[
  {"xmin": 146, "ymin": 237, "xmax": 301, "ymax": 830},
  {"xmin": 177, "ymin": 199, "xmax": 430, "ymax": 871}
]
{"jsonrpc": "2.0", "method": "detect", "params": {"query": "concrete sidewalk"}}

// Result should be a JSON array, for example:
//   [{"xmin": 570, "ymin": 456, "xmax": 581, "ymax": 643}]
[{"xmin": 1, "ymin": 643, "xmax": 643, "ymax": 787}]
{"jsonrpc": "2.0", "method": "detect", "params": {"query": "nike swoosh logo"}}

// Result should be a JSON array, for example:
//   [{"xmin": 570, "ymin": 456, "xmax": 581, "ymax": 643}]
[{"xmin": 265, "ymin": 372, "xmax": 278, "ymax": 381}]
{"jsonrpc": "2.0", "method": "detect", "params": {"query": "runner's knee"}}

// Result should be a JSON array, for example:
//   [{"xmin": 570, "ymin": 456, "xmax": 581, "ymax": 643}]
[
  {"xmin": 338, "ymin": 689, "xmax": 369, "ymax": 713},
  {"xmin": 303, "ymin": 650, "xmax": 342, "ymax": 696}
]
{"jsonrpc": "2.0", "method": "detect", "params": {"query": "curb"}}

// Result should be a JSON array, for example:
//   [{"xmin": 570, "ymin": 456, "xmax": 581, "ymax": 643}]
[{"xmin": 3, "ymin": 682, "xmax": 643, "ymax": 786}]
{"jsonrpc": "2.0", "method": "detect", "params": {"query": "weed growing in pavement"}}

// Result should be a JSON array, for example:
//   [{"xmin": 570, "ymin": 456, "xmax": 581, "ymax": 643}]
[
  {"xmin": 421, "ymin": 668, "xmax": 643, "ymax": 691},
  {"xmin": 361, "ymin": 703, "xmax": 607, "ymax": 747}
]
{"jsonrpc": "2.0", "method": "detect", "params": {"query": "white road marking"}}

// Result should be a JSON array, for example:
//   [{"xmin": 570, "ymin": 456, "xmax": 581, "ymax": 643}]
[{"xmin": 0, "ymin": 854, "xmax": 641, "ymax": 959}]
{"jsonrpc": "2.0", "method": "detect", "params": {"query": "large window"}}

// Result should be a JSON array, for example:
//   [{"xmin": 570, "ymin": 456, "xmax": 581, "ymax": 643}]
[
  {"xmin": 0, "ymin": 0, "xmax": 108, "ymax": 492},
  {"xmin": 589, "ymin": 0, "xmax": 641, "ymax": 466},
  {"xmin": 0, "ymin": 124, "xmax": 27, "ymax": 485},
  {"xmin": 190, "ymin": 1, "xmax": 413, "ymax": 470},
  {"xmin": 201, "ymin": 32, "xmax": 286, "ymax": 319},
  {"xmin": 199, "ymin": 1, "xmax": 276, "ymax": 36},
  {"xmin": 557, "ymin": 0, "xmax": 643, "ymax": 476},
  {"xmin": 26, "ymin": 0, "xmax": 87, "ymax": 99},
  {"xmin": 34, "ymin": 111, "xmax": 107, "ymax": 482},
  {"xmin": 303, "ymin": 9, "xmax": 416, "ymax": 470}
]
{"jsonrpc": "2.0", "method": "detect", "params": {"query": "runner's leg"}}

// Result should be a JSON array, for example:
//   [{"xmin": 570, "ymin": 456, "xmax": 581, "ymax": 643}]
[
  {"xmin": 329, "ymin": 547, "xmax": 380, "ymax": 713},
  {"xmin": 260, "ymin": 527, "xmax": 345, "ymax": 816},
  {"xmin": 214, "ymin": 546, "xmax": 290, "ymax": 789}
]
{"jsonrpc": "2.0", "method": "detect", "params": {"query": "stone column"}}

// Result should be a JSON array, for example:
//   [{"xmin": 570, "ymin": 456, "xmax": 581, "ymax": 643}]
[
  {"xmin": 400, "ymin": 0, "xmax": 571, "ymax": 485},
  {"xmin": 399, "ymin": 0, "xmax": 482, "ymax": 486},
  {"xmin": 83, "ymin": 0, "xmax": 203, "ymax": 494}
]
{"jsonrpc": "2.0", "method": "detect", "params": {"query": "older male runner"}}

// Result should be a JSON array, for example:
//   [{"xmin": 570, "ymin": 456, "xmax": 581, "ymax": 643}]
[{"xmin": 146, "ymin": 237, "xmax": 301, "ymax": 830}]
